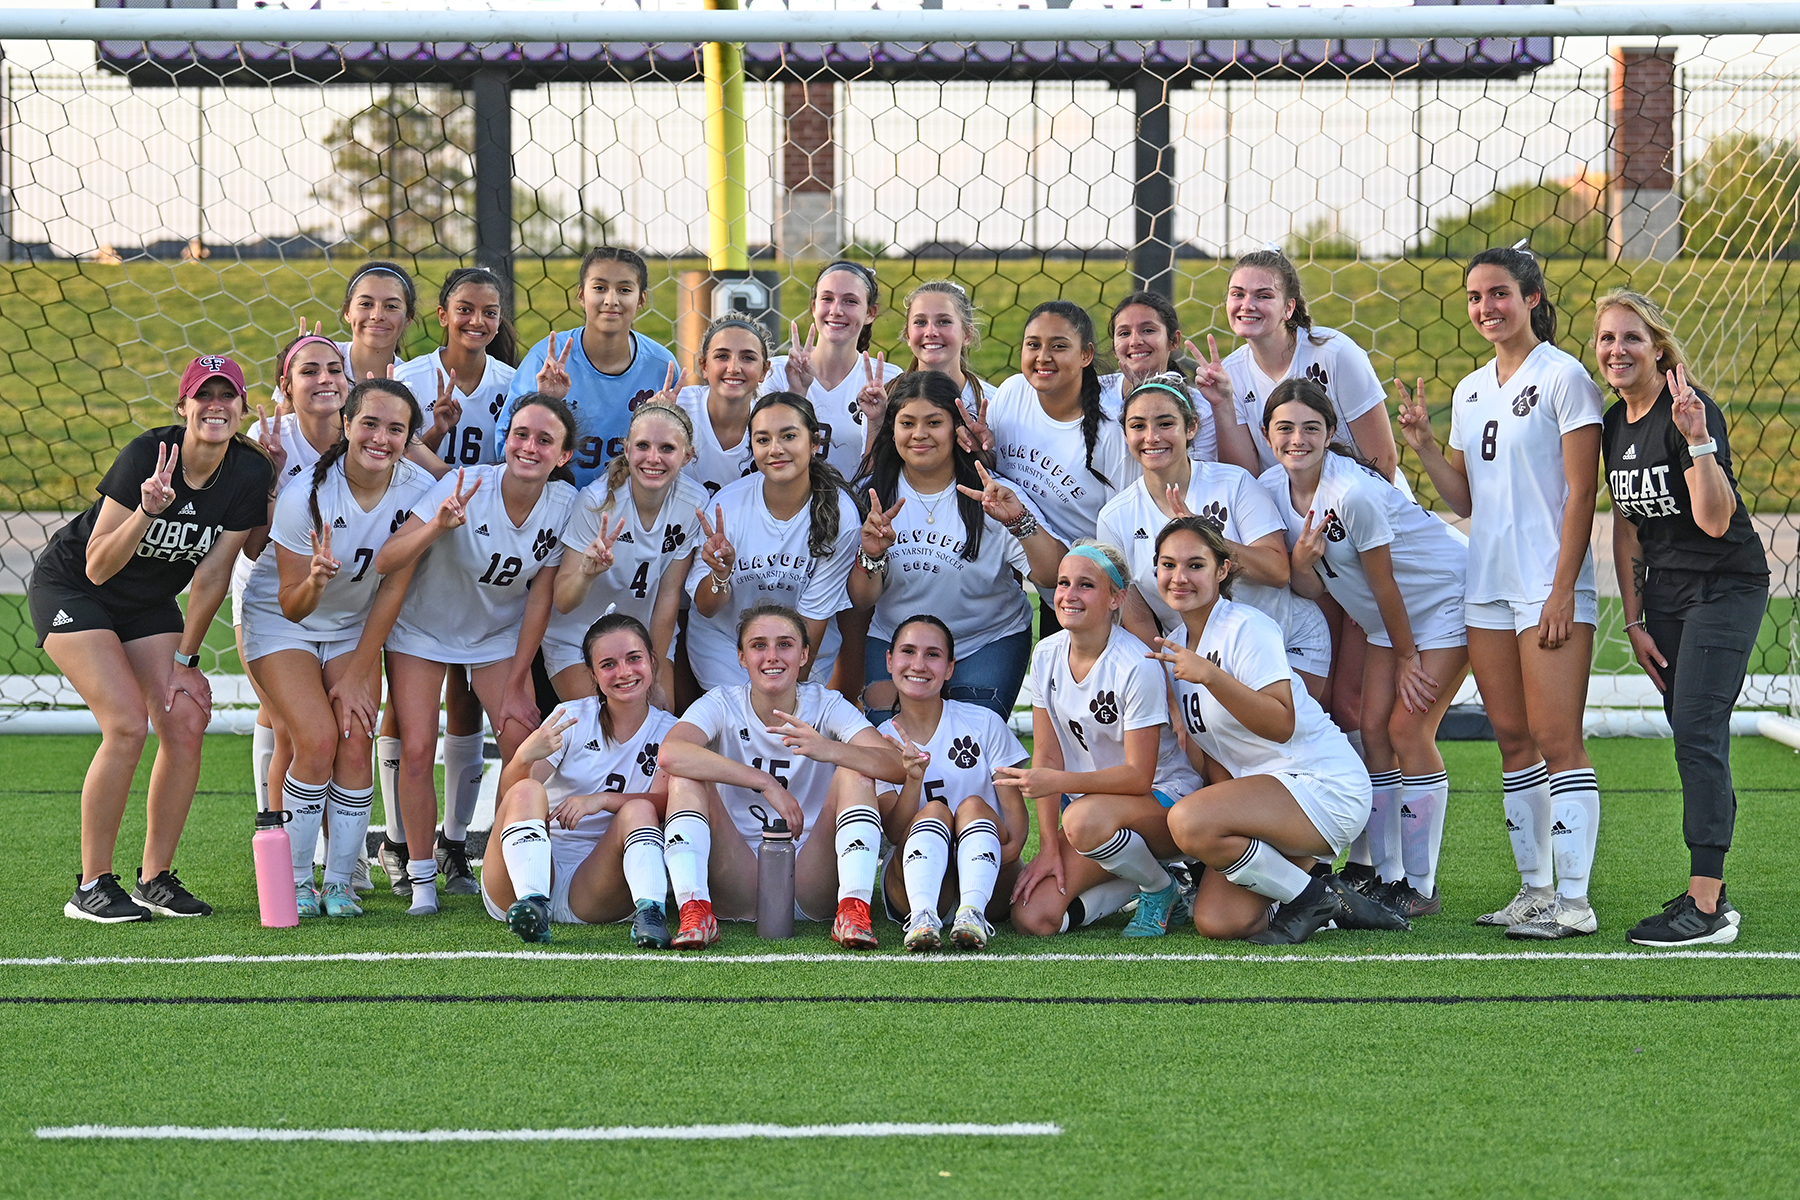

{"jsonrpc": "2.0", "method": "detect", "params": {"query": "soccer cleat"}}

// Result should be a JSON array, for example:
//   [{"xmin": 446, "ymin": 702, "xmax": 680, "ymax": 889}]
[
  {"xmin": 1247, "ymin": 874, "xmax": 1341, "ymax": 945},
  {"xmin": 1475, "ymin": 883, "xmax": 1555, "ymax": 928},
  {"xmin": 1331, "ymin": 876, "xmax": 1413, "ymax": 932},
  {"xmin": 322, "ymin": 881, "xmax": 363, "ymax": 918},
  {"xmin": 1338, "ymin": 861, "xmax": 1381, "ymax": 895},
  {"xmin": 1505, "ymin": 894, "xmax": 1598, "ymax": 940},
  {"xmin": 949, "ymin": 904, "xmax": 993, "ymax": 950},
  {"xmin": 1166, "ymin": 860, "xmax": 1200, "ymax": 926},
  {"xmin": 1381, "ymin": 880, "xmax": 1441, "ymax": 918},
  {"xmin": 132, "ymin": 867, "xmax": 212, "ymax": 917},
  {"xmin": 350, "ymin": 855, "xmax": 373, "ymax": 894},
  {"xmin": 435, "ymin": 833, "xmax": 479, "ymax": 896},
  {"xmin": 378, "ymin": 838, "xmax": 412, "ymax": 897},
  {"xmin": 671, "ymin": 899, "xmax": 719, "ymax": 950},
  {"xmin": 505, "ymin": 894, "xmax": 552, "ymax": 943},
  {"xmin": 295, "ymin": 880, "xmax": 322, "ymax": 918},
  {"xmin": 1627, "ymin": 893, "xmax": 1738, "ymax": 947},
  {"xmin": 903, "ymin": 909, "xmax": 943, "ymax": 952},
  {"xmin": 630, "ymin": 898, "xmax": 671, "ymax": 949},
  {"xmin": 1122, "ymin": 879, "xmax": 1180, "ymax": 938},
  {"xmin": 64, "ymin": 873, "xmax": 151, "ymax": 924},
  {"xmin": 831, "ymin": 897, "xmax": 879, "ymax": 949}
]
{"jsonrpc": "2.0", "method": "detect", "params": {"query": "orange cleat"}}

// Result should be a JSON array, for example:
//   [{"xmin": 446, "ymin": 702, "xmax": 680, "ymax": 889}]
[
  {"xmin": 671, "ymin": 898, "xmax": 719, "ymax": 950},
  {"xmin": 831, "ymin": 897, "xmax": 878, "ymax": 949}
]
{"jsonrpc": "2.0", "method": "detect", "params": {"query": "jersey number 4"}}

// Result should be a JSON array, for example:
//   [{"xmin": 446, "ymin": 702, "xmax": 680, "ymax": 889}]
[
  {"xmin": 628, "ymin": 561, "xmax": 651, "ymax": 599},
  {"xmin": 477, "ymin": 554, "xmax": 523, "ymax": 586},
  {"xmin": 1479, "ymin": 420, "xmax": 1499, "ymax": 462}
]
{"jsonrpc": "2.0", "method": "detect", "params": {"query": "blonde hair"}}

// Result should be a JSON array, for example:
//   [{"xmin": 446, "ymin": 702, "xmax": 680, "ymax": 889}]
[
  {"xmin": 598, "ymin": 401, "xmax": 695, "ymax": 516},
  {"xmin": 903, "ymin": 280, "xmax": 980, "ymax": 387},
  {"xmin": 1069, "ymin": 538, "xmax": 1132, "ymax": 625},
  {"xmin": 1594, "ymin": 289, "xmax": 1702, "ymax": 393}
]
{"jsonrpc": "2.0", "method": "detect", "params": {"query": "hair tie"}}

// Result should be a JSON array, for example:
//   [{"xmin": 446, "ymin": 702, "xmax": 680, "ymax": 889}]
[
  {"xmin": 1068, "ymin": 545, "xmax": 1124, "ymax": 589},
  {"xmin": 281, "ymin": 333, "xmax": 344, "ymax": 380}
]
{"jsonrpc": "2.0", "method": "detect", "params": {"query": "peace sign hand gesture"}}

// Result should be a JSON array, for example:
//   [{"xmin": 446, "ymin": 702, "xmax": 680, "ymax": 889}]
[
  {"xmin": 853, "ymin": 351, "xmax": 888, "ymax": 427},
  {"xmin": 651, "ymin": 360, "xmax": 681, "ymax": 409},
  {"xmin": 518, "ymin": 707, "xmax": 579, "ymax": 766},
  {"xmin": 579, "ymin": 513, "xmax": 627, "ymax": 578},
  {"xmin": 861, "ymin": 488, "xmax": 905, "ymax": 557},
  {"xmin": 768, "ymin": 709, "xmax": 832, "ymax": 762},
  {"xmin": 255, "ymin": 404, "xmax": 288, "ymax": 480},
  {"xmin": 1668, "ymin": 363, "xmax": 1710, "ymax": 445},
  {"xmin": 885, "ymin": 726, "xmax": 930, "ymax": 784},
  {"xmin": 695, "ymin": 503, "xmax": 737, "ymax": 577},
  {"xmin": 307, "ymin": 525, "xmax": 340, "ymax": 589},
  {"xmin": 1147, "ymin": 635, "xmax": 1217, "ymax": 687},
  {"xmin": 140, "ymin": 441, "xmax": 179, "ymax": 515},
  {"xmin": 1188, "ymin": 335, "xmax": 1237, "ymax": 409},
  {"xmin": 433, "ymin": 468, "xmax": 483, "ymax": 531},
  {"xmin": 1164, "ymin": 483, "xmax": 1194, "ymax": 520},
  {"xmin": 1394, "ymin": 378, "xmax": 1435, "ymax": 455},
  {"xmin": 536, "ymin": 333, "xmax": 575, "ymax": 401},
  {"xmin": 427, "ymin": 367, "xmax": 462, "ymax": 442},
  {"xmin": 1292, "ymin": 508, "xmax": 1331, "ymax": 574},
  {"xmin": 954, "ymin": 388, "xmax": 995, "ymax": 456},
  {"xmin": 957, "ymin": 461, "xmax": 1026, "ymax": 527},
  {"xmin": 786, "ymin": 319, "xmax": 819, "ymax": 395}
]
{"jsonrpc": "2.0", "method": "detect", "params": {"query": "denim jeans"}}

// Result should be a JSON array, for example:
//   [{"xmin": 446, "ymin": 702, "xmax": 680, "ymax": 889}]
[{"xmin": 862, "ymin": 626, "xmax": 1033, "ymax": 728}]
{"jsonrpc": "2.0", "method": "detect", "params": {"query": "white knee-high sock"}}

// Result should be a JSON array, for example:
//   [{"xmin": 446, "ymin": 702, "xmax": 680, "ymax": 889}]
[
  {"xmin": 1367, "ymin": 769, "xmax": 1404, "ymax": 882},
  {"xmin": 621, "ymin": 826, "xmax": 667, "ymax": 907},
  {"xmin": 282, "ymin": 775, "xmax": 328, "ymax": 885},
  {"xmin": 1222, "ymin": 839, "xmax": 1313, "ymax": 903},
  {"xmin": 1059, "ymin": 877, "xmax": 1140, "ymax": 931},
  {"xmin": 1501, "ymin": 762, "xmax": 1553, "ymax": 888},
  {"xmin": 955, "ymin": 819, "xmax": 1003, "ymax": 912},
  {"xmin": 440, "ymin": 733, "xmax": 485, "ymax": 842},
  {"xmin": 835, "ymin": 805, "xmax": 882, "ymax": 904},
  {"xmin": 1077, "ymin": 829, "xmax": 1171, "ymax": 893},
  {"xmin": 252, "ymin": 722, "xmax": 275, "ymax": 813},
  {"xmin": 376, "ymin": 736, "xmax": 405, "ymax": 845},
  {"xmin": 1549, "ymin": 768, "xmax": 1600, "ymax": 900},
  {"xmin": 663, "ymin": 812, "xmax": 712, "ymax": 905},
  {"xmin": 902, "ymin": 816, "xmax": 951, "ymax": 916},
  {"xmin": 1400, "ymin": 771, "xmax": 1450, "ymax": 896},
  {"xmin": 498, "ymin": 819, "xmax": 551, "ymax": 900},
  {"xmin": 324, "ymin": 781, "xmax": 373, "ymax": 886}
]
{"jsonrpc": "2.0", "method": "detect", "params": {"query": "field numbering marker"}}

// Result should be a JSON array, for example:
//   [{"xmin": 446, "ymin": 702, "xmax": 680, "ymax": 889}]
[{"xmin": 36, "ymin": 1122, "xmax": 1063, "ymax": 1143}]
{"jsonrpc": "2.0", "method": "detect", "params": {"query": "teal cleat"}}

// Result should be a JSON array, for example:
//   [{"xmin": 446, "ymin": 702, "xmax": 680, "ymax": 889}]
[
  {"xmin": 295, "ymin": 881, "xmax": 322, "ymax": 918},
  {"xmin": 506, "ymin": 894, "xmax": 553, "ymax": 944},
  {"xmin": 322, "ymin": 881, "xmax": 363, "ymax": 918},
  {"xmin": 1122, "ymin": 879, "xmax": 1180, "ymax": 937},
  {"xmin": 630, "ymin": 898, "xmax": 671, "ymax": 949}
]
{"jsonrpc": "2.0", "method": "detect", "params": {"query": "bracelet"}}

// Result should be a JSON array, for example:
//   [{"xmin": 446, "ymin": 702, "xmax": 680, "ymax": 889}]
[
  {"xmin": 1625, "ymin": 618, "xmax": 1646, "ymax": 632},
  {"xmin": 1686, "ymin": 438, "xmax": 1718, "ymax": 458},
  {"xmin": 1003, "ymin": 511, "xmax": 1040, "ymax": 540},
  {"xmin": 857, "ymin": 549, "xmax": 888, "ymax": 574},
  {"xmin": 708, "ymin": 571, "xmax": 732, "ymax": 595}
]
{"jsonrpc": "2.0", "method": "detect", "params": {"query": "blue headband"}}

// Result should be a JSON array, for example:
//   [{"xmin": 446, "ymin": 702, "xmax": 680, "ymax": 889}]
[{"xmin": 1068, "ymin": 545, "xmax": 1124, "ymax": 589}]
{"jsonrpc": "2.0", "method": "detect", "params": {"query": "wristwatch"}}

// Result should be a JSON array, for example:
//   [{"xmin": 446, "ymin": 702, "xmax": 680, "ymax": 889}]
[
  {"xmin": 1686, "ymin": 438, "xmax": 1718, "ymax": 457},
  {"xmin": 173, "ymin": 649, "xmax": 200, "ymax": 669}
]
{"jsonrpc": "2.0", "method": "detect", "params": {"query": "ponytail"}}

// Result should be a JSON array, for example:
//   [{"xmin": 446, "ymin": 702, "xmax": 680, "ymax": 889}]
[
  {"xmin": 749, "ymin": 391, "xmax": 849, "ymax": 558},
  {"xmin": 312, "ymin": 378, "xmax": 424, "ymax": 535},
  {"xmin": 1025, "ymin": 299, "xmax": 1111, "ymax": 488},
  {"xmin": 1468, "ymin": 246, "xmax": 1558, "ymax": 345}
]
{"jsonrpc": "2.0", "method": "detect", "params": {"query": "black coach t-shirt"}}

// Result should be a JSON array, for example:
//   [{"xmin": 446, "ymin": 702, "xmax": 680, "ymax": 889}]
[
  {"xmin": 1602, "ymin": 387, "xmax": 1768, "ymax": 580},
  {"xmin": 33, "ymin": 427, "xmax": 274, "ymax": 608}
]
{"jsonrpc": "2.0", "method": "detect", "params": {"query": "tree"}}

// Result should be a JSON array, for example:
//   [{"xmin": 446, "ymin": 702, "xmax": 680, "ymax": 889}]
[
  {"xmin": 516, "ymin": 186, "xmax": 614, "ymax": 257},
  {"xmin": 1682, "ymin": 133, "xmax": 1800, "ymax": 259},
  {"xmin": 1417, "ymin": 178, "xmax": 1607, "ymax": 259},
  {"xmin": 314, "ymin": 88, "xmax": 475, "ymax": 257}
]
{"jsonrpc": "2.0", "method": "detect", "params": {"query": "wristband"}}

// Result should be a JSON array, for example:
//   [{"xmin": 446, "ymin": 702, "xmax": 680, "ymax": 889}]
[
  {"xmin": 1004, "ymin": 511, "xmax": 1040, "ymax": 540},
  {"xmin": 858, "ymin": 549, "xmax": 888, "ymax": 574},
  {"xmin": 1686, "ymin": 438, "xmax": 1718, "ymax": 458},
  {"xmin": 1625, "ymin": 619, "xmax": 1646, "ymax": 632},
  {"xmin": 173, "ymin": 649, "xmax": 200, "ymax": 669}
]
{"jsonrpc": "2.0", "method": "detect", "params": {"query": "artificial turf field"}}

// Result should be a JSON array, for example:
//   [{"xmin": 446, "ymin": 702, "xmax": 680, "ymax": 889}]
[{"xmin": 2, "ymin": 734, "xmax": 1798, "ymax": 1198}]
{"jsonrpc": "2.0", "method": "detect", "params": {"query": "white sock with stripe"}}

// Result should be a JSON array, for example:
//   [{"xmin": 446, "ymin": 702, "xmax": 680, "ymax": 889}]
[
  {"xmin": 621, "ymin": 826, "xmax": 667, "ymax": 907},
  {"xmin": 1222, "ymin": 838, "xmax": 1312, "ymax": 903},
  {"xmin": 955, "ymin": 818, "xmax": 1003, "ymax": 912},
  {"xmin": 902, "ymin": 817, "xmax": 951, "ymax": 916},
  {"xmin": 252, "ymin": 722, "xmax": 275, "ymax": 813},
  {"xmin": 1077, "ymin": 828, "xmax": 1171, "ymax": 894},
  {"xmin": 497, "ymin": 820, "xmax": 551, "ymax": 901},
  {"xmin": 281, "ymin": 775, "xmax": 328, "ymax": 886},
  {"xmin": 1549, "ymin": 768, "xmax": 1601, "ymax": 900},
  {"xmin": 323, "ymin": 781, "xmax": 373, "ymax": 887},
  {"xmin": 376, "ymin": 736, "xmax": 405, "ymax": 845},
  {"xmin": 440, "ymin": 733, "xmax": 486, "ymax": 842},
  {"xmin": 1399, "ymin": 771, "xmax": 1450, "ymax": 897},
  {"xmin": 1501, "ymin": 761, "xmax": 1553, "ymax": 889},
  {"xmin": 835, "ymin": 805, "xmax": 883, "ymax": 904},
  {"xmin": 663, "ymin": 812, "xmax": 711, "ymax": 905},
  {"xmin": 1367, "ymin": 769, "xmax": 1404, "ymax": 883}
]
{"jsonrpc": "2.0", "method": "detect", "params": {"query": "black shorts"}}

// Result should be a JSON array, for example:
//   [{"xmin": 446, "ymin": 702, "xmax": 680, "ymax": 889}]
[{"xmin": 27, "ymin": 573, "xmax": 183, "ymax": 647}]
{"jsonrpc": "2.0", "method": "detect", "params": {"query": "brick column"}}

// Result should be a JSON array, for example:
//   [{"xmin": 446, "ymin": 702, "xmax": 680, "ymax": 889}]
[
  {"xmin": 1608, "ymin": 48, "xmax": 1681, "ymax": 262},
  {"xmin": 779, "ymin": 80, "xmax": 842, "ymax": 260}
]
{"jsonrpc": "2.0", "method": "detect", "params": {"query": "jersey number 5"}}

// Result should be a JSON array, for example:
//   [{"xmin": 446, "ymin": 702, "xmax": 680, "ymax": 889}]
[
  {"xmin": 478, "ymin": 554, "xmax": 523, "ymax": 586},
  {"xmin": 1479, "ymin": 420, "xmax": 1499, "ymax": 462}
]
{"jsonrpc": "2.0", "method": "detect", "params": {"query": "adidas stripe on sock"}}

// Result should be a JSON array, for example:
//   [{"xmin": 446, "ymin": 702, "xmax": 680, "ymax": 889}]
[
  {"xmin": 498, "ymin": 820, "xmax": 551, "ymax": 901},
  {"xmin": 955, "ymin": 819, "xmax": 1004, "ymax": 913},
  {"xmin": 376, "ymin": 736, "xmax": 405, "ymax": 844},
  {"xmin": 282, "ymin": 775, "xmax": 329, "ymax": 886},
  {"xmin": 1367, "ymin": 769, "xmax": 1404, "ymax": 883},
  {"xmin": 1222, "ymin": 838, "xmax": 1312, "ymax": 903},
  {"xmin": 1549, "ymin": 768, "xmax": 1600, "ymax": 900},
  {"xmin": 1077, "ymin": 828, "xmax": 1171, "ymax": 893},
  {"xmin": 1501, "ymin": 761, "xmax": 1553, "ymax": 889},
  {"xmin": 663, "ymin": 812, "xmax": 712, "ymax": 905},
  {"xmin": 902, "ymin": 817, "xmax": 951, "ymax": 917},
  {"xmin": 407, "ymin": 857, "xmax": 439, "ymax": 913},
  {"xmin": 1399, "ymin": 770, "xmax": 1450, "ymax": 897},
  {"xmin": 323, "ymin": 781, "xmax": 373, "ymax": 887},
  {"xmin": 835, "ymin": 805, "xmax": 883, "ymax": 904},
  {"xmin": 1059, "ymin": 877, "xmax": 1140, "ymax": 931},
  {"xmin": 621, "ymin": 826, "xmax": 668, "ymax": 907}
]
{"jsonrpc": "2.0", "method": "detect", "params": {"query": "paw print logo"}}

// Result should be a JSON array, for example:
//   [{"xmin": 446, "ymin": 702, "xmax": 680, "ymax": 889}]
[
  {"xmin": 1067, "ymin": 719, "xmax": 1089, "ymax": 752},
  {"xmin": 390, "ymin": 508, "xmax": 409, "ymax": 534},
  {"xmin": 1089, "ymin": 689, "xmax": 1119, "ymax": 725},
  {"xmin": 488, "ymin": 392, "xmax": 506, "ymax": 418},
  {"xmin": 948, "ymin": 736, "xmax": 981, "ymax": 769},
  {"xmin": 703, "ymin": 480, "xmax": 723, "ymax": 498},
  {"xmin": 662, "ymin": 523, "xmax": 687, "ymax": 554},
  {"xmin": 1323, "ymin": 510, "xmax": 1347, "ymax": 542},
  {"xmin": 637, "ymin": 742, "xmax": 659, "ymax": 777},
  {"xmin": 627, "ymin": 388, "xmax": 657, "ymax": 412},
  {"xmin": 848, "ymin": 399, "xmax": 864, "ymax": 426},
  {"xmin": 1304, "ymin": 362, "xmax": 1330, "ymax": 389},
  {"xmin": 1197, "ymin": 501, "xmax": 1228, "ymax": 533},
  {"xmin": 530, "ymin": 528, "xmax": 557, "ymax": 561},
  {"xmin": 1206, "ymin": 650, "xmax": 1223, "ymax": 668},
  {"xmin": 1511, "ymin": 385, "xmax": 1540, "ymax": 417}
]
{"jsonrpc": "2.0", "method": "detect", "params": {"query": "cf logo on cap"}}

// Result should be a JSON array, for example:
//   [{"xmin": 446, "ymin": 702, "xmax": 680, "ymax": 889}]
[{"xmin": 200, "ymin": 356, "xmax": 228, "ymax": 371}]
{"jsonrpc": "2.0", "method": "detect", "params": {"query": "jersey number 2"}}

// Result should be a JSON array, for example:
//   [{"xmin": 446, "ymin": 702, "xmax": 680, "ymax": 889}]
[{"xmin": 478, "ymin": 554, "xmax": 523, "ymax": 586}]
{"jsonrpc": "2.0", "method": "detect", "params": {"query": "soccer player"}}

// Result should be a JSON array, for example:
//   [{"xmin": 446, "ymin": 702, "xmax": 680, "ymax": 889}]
[
  {"xmin": 875, "ymin": 615, "xmax": 1030, "ymax": 952},
  {"xmin": 31, "ymin": 355, "xmax": 274, "ymax": 922},
  {"xmin": 1102, "ymin": 291, "xmax": 1260, "ymax": 468},
  {"xmin": 1398, "ymin": 246, "xmax": 1605, "ymax": 940},
  {"xmin": 337, "ymin": 261, "xmax": 417, "ymax": 385},
  {"xmin": 374, "ymin": 394, "xmax": 579, "ymax": 914},
  {"xmin": 901, "ymin": 280, "xmax": 996, "ymax": 415},
  {"xmin": 676, "ymin": 316, "xmax": 770, "ymax": 501},
  {"xmin": 685, "ymin": 393, "xmax": 861, "ymax": 692},
  {"xmin": 1261, "ymin": 378, "xmax": 1471, "ymax": 916},
  {"xmin": 500, "ymin": 247, "xmax": 677, "ymax": 489},
  {"xmin": 852, "ymin": 371, "xmax": 1065, "ymax": 724},
  {"xmin": 1003, "ymin": 543, "xmax": 1202, "ymax": 939},
  {"xmin": 1593, "ymin": 290, "xmax": 1768, "ymax": 946},
  {"xmin": 1152, "ymin": 518, "xmax": 1403, "ymax": 944},
  {"xmin": 484, "ymin": 613, "xmax": 677, "ymax": 947},
  {"xmin": 656, "ymin": 604, "xmax": 906, "ymax": 949},
  {"xmin": 549, "ymin": 401, "xmax": 705, "ymax": 703},
  {"xmin": 239, "ymin": 379, "xmax": 436, "ymax": 917}
]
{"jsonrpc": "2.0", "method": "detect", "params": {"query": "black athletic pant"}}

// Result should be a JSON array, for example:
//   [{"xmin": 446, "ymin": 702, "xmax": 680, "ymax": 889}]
[{"xmin": 1643, "ymin": 570, "xmax": 1768, "ymax": 880}]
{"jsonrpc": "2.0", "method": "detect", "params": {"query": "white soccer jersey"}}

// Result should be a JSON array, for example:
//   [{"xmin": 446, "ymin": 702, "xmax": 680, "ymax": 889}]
[
  {"xmin": 877, "ymin": 701, "xmax": 1028, "ymax": 815},
  {"xmin": 987, "ymin": 373, "xmax": 1139, "ymax": 545},
  {"xmin": 539, "ymin": 699, "xmax": 677, "ymax": 871},
  {"xmin": 1029, "ymin": 624, "xmax": 1200, "ymax": 799},
  {"xmin": 240, "ymin": 457, "xmax": 436, "ymax": 641},
  {"xmin": 230, "ymin": 413, "xmax": 331, "ymax": 620},
  {"xmin": 682, "ymin": 472, "xmax": 860, "ymax": 691},
  {"xmin": 546, "ymin": 473, "xmax": 706, "ymax": 659},
  {"xmin": 1095, "ymin": 462, "xmax": 1291, "ymax": 637},
  {"xmin": 391, "ymin": 463, "xmax": 577, "ymax": 664},
  {"xmin": 675, "ymin": 384, "xmax": 755, "ymax": 501},
  {"xmin": 677, "ymin": 681, "xmax": 875, "ymax": 847},
  {"xmin": 1260, "ymin": 454, "xmax": 1468, "ymax": 647},
  {"xmin": 866, "ymin": 472, "xmax": 1038, "ymax": 656},
  {"xmin": 396, "ymin": 349, "xmax": 517, "ymax": 468},
  {"xmin": 1224, "ymin": 328, "xmax": 1388, "ymax": 472},
  {"xmin": 1447, "ymin": 341, "xmax": 1602, "ymax": 604},
  {"xmin": 764, "ymin": 354, "xmax": 904, "ymax": 481},
  {"xmin": 1099, "ymin": 372, "xmax": 1219, "ymax": 463}
]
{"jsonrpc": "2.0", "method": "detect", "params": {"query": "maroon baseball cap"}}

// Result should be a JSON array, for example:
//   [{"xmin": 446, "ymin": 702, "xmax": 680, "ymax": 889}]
[{"xmin": 177, "ymin": 355, "xmax": 248, "ymax": 400}]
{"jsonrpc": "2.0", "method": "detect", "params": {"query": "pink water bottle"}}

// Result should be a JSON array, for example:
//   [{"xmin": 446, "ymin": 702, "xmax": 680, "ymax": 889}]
[{"xmin": 254, "ymin": 809, "xmax": 298, "ymax": 928}]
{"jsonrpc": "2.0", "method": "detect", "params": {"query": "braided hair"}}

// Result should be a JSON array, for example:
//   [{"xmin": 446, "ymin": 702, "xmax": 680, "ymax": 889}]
[
  {"xmin": 862, "ymin": 371, "xmax": 985, "ymax": 562},
  {"xmin": 1025, "ymin": 299, "xmax": 1111, "ymax": 488},
  {"xmin": 749, "ymin": 391, "xmax": 852, "ymax": 558},
  {"xmin": 308, "ymin": 378, "xmax": 422, "ymax": 536}
]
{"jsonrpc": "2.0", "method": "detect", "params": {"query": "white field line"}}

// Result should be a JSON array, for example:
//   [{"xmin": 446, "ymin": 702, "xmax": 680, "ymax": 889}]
[
  {"xmin": 35, "ymin": 1122, "xmax": 1062, "ymax": 1143},
  {"xmin": 4, "ymin": 949, "xmax": 1799, "ymax": 968}
]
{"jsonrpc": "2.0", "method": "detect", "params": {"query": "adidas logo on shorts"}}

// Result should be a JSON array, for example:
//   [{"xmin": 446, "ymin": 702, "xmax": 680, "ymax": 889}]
[
  {"xmin": 177, "ymin": 502, "xmax": 197, "ymax": 516},
  {"xmin": 474, "ymin": 523, "xmax": 490, "ymax": 535},
  {"xmin": 332, "ymin": 515, "xmax": 347, "ymax": 528},
  {"xmin": 51, "ymin": 609, "xmax": 73, "ymax": 627},
  {"xmin": 585, "ymin": 738, "xmax": 601, "ymax": 751}
]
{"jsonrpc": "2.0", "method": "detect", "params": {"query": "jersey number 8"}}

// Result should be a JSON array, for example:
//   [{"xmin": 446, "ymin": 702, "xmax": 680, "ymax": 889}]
[{"xmin": 1479, "ymin": 420, "xmax": 1499, "ymax": 462}]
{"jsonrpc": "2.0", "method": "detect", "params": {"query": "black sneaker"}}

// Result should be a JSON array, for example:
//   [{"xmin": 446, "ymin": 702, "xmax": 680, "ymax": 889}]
[
  {"xmin": 631, "ymin": 898, "xmax": 671, "ymax": 949},
  {"xmin": 1718, "ymin": 884, "xmax": 1742, "ymax": 928},
  {"xmin": 1381, "ymin": 879, "xmax": 1441, "ymax": 918},
  {"xmin": 1627, "ymin": 893, "xmax": 1739, "ymax": 947},
  {"xmin": 378, "ymin": 838, "xmax": 412, "ymax": 897},
  {"xmin": 1248, "ymin": 875, "xmax": 1341, "ymax": 945},
  {"xmin": 131, "ymin": 867, "xmax": 213, "ymax": 917},
  {"xmin": 435, "ymin": 834, "xmax": 479, "ymax": 896},
  {"xmin": 65, "ymin": 872, "xmax": 151, "ymax": 923},
  {"xmin": 1337, "ymin": 861, "xmax": 1380, "ymax": 894},
  {"xmin": 1333, "ymin": 876, "xmax": 1413, "ymax": 932}
]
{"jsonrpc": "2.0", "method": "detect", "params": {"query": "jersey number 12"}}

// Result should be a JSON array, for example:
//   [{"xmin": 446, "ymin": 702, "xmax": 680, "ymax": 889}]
[{"xmin": 478, "ymin": 553, "xmax": 523, "ymax": 586}]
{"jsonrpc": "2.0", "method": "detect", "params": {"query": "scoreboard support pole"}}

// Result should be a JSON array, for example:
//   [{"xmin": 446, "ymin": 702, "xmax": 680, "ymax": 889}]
[{"xmin": 472, "ymin": 67, "xmax": 514, "ymax": 286}]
